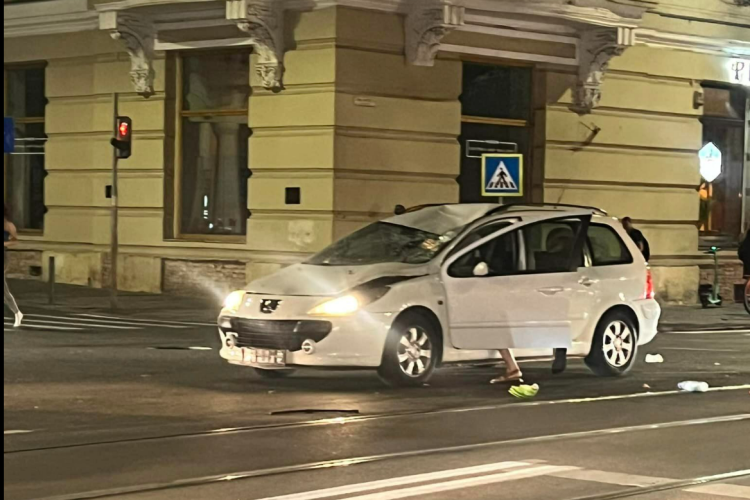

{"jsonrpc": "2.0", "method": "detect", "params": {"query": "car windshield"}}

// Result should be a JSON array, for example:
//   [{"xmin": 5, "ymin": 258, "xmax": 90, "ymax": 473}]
[{"xmin": 307, "ymin": 222, "xmax": 460, "ymax": 266}]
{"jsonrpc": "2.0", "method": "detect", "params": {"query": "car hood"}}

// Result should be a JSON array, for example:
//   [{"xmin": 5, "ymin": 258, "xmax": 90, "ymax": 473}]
[{"xmin": 245, "ymin": 263, "xmax": 429, "ymax": 297}]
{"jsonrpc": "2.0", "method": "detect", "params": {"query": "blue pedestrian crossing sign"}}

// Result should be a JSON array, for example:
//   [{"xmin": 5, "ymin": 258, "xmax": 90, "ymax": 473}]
[{"xmin": 482, "ymin": 154, "xmax": 523, "ymax": 197}]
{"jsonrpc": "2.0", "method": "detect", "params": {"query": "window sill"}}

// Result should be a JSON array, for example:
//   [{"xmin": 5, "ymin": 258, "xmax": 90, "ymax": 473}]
[{"xmin": 168, "ymin": 235, "xmax": 247, "ymax": 245}]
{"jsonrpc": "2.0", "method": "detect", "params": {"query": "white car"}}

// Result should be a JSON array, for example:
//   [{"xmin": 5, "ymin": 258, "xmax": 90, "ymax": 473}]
[{"xmin": 218, "ymin": 204, "xmax": 661, "ymax": 386}]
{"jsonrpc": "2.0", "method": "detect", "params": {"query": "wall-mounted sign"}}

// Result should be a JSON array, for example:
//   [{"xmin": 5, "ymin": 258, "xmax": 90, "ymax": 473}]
[
  {"xmin": 729, "ymin": 59, "xmax": 750, "ymax": 86},
  {"xmin": 699, "ymin": 142, "xmax": 722, "ymax": 183},
  {"xmin": 482, "ymin": 154, "xmax": 523, "ymax": 197},
  {"xmin": 466, "ymin": 139, "xmax": 517, "ymax": 159}
]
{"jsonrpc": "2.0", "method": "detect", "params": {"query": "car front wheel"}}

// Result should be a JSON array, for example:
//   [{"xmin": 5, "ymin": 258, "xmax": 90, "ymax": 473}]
[
  {"xmin": 378, "ymin": 312, "xmax": 440, "ymax": 387},
  {"xmin": 585, "ymin": 311, "xmax": 638, "ymax": 377}
]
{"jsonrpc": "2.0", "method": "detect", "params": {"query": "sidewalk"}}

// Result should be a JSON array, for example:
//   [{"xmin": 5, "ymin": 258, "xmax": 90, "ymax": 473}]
[{"xmin": 5, "ymin": 278, "xmax": 749, "ymax": 330}]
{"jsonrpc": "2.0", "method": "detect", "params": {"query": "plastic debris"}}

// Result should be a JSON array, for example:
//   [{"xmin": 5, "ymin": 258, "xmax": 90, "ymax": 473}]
[
  {"xmin": 645, "ymin": 354, "xmax": 664, "ymax": 363},
  {"xmin": 509, "ymin": 384, "xmax": 539, "ymax": 399},
  {"xmin": 678, "ymin": 381, "xmax": 710, "ymax": 393}
]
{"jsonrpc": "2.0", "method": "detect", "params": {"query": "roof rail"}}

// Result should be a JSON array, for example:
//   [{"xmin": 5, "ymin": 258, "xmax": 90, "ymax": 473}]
[{"xmin": 488, "ymin": 203, "xmax": 608, "ymax": 216}]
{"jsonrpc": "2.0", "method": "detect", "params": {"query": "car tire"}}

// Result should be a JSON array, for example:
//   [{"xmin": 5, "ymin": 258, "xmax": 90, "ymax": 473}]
[
  {"xmin": 585, "ymin": 310, "xmax": 638, "ymax": 377},
  {"xmin": 253, "ymin": 368, "xmax": 296, "ymax": 379},
  {"xmin": 378, "ymin": 311, "xmax": 440, "ymax": 387}
]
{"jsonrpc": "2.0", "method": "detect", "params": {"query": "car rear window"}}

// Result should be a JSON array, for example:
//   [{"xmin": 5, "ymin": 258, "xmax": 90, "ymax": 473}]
[{"xmin": 588, "ymin": 224, "xmax": 633, "ymax": 266}]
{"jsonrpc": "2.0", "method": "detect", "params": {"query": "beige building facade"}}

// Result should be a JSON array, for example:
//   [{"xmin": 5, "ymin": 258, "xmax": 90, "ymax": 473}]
[{"xmin": 4, "ymin": 0, "xmax": 749, "ymax": 303}]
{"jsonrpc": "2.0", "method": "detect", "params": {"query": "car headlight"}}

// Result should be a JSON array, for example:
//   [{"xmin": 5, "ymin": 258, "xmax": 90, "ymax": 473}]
[
  {"xmin": 223, "ymin": 290, "xmax": 246, "ymax": 312},
  {"xmin": 309, "ymin": 295, "xmax": 360, "ymax": 316}
]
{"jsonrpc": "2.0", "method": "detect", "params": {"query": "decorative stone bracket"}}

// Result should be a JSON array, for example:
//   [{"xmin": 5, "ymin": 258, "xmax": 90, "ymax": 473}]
[
  {"xmin": 405, "ymin": 0, "xmax": 465, "ymax": 67},
  {"xmin": 573, "ymin": 27, "xmax": 634, "ymax": 114},
  {"xmin": 100, "ymin": 12, "xmax": 156, "ymax": 98},
  {"xmin": 227, "ymin": 0, "xmax": 285, "ymax": 91}
]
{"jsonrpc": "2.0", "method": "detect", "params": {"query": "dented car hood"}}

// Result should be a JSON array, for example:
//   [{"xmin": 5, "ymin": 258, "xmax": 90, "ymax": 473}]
[{"xmin": 245, "ymin": 262, "xmax": 429, "ymax": 297}]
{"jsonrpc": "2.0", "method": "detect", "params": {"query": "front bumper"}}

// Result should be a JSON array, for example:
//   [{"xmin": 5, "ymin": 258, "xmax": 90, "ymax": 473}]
[{"xmin": 218, "ymin": 312, "xmax": 394, "ymax": 369}]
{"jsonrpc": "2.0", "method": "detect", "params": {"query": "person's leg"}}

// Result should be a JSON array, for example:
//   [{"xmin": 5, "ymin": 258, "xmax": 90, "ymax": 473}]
[
  {"xmin": 4, "ymin": 262, "xmax": 22, "ymax": 327},
  {"xmin": 491, "ymin": 349, "xmax": 523, "ymax": 384}
]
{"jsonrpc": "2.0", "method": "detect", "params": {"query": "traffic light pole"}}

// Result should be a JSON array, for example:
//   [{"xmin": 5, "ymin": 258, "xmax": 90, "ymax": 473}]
[{"xmin": 110, "ymin": 92, "xmax": 119, "ymax": 310}]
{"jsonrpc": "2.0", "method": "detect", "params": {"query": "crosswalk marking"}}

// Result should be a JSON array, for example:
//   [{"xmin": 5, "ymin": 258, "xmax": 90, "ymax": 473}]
[
  {"xmin": 551, "ymin": 469, "xmax": 673, "ymax": 487},
  {"xmin": 258, "ymin": 461, "xmax": 533, "ymax": 500},
  {"xmin": 21, "ymin": 316, "xmax": 139, "ymax": 330},
  {"xmin": 30, "ymin": 314, "xmax": 188, "ymax": 329},
  {"xmin": 330, "ymin": 465, "xmax": 575, "ymax": 500},
  {"xmin": 76, "ymin": 313, "xmax": 215, "ymax": 328},
  {"xmin": 685, "ymin": 484, "xmax": 750, "ymax": 498},
  {"xmin": 4, "ymin": 321, "xmax": 83, "ymax": 331},
  {"xmin": 253, "ymin": 461, "xmax": 750, "ymax": 500},
  {"xmin": 5, "ymin": 312, "xmax": 213, "ymax": 332}
]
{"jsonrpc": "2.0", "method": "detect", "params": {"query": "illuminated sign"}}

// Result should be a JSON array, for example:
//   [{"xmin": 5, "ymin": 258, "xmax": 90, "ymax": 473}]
[
  {"xmin": 729, "ymin": 59, "xmax": 750, "ymax": 86},
  {"xmin": 699, "ymin": 142, "xmax": 722, "ymax": 183}
]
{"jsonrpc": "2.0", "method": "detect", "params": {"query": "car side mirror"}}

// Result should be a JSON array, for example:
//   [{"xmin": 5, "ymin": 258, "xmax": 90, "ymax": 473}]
[{"xmin": 473, "ymin": 262, "xmax": 489, "ymax": 277}]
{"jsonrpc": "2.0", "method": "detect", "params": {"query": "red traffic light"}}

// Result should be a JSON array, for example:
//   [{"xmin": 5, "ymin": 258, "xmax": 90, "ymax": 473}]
[
  {"xmin": 112, "ymin": 116, "xmax": 133, "ymax": 159},
  {"xmin": 118, "ymin": 121, "xmax": 130, "ymax": 138}
]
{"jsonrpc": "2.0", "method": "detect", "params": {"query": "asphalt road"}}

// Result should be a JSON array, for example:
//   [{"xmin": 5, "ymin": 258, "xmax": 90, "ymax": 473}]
[{"xmin": 4, "ymin": 306, "xmax": 750, "ymax": 500}]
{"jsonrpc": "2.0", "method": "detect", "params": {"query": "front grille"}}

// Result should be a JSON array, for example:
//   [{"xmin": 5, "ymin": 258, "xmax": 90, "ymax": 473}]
[{"xmin": 228, "ymin": 318, "xmax": 332, "ymax": 351}]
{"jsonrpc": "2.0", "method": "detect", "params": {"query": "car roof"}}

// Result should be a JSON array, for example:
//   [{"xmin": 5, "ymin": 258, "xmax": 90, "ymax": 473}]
[{"xmin": 384, "ymin": 203, "xmax": 611, "ymax": 234}]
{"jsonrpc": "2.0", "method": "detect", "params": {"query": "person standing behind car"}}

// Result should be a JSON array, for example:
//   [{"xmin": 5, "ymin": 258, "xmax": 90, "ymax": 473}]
[
  {"xmin": 4, "ymin": 204, "xmax": 23, "ymax": 327},
  {"xmin": 739, "ymin": 229, "xmax": 750, "ymax": 277},
  {"xmin": 622, "ymin": 217, "xmax": 650, "ymax": 262}
]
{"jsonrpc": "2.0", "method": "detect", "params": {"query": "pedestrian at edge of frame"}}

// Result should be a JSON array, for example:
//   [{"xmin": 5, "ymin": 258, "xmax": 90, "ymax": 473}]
[
  {"xmin": 621, "ymin": 217, "xmax": 651, "ymax": 262},
  {"xmin": 4, "ymin": 203, "xmax": 23, "ymax": 328}
]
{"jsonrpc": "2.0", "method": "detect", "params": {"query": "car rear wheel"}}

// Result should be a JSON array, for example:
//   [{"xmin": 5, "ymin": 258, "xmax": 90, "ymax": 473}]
[
  {"xmin": 378, "ymin": 311, "xmax": 440, "ymax": 387},
  {"xmin": 253, "ymin": 368, "xmax": 296, "ymax": 379},
  {"xmin": 585, "ymin": 311, "xmax": 638, "ymax": 377}
]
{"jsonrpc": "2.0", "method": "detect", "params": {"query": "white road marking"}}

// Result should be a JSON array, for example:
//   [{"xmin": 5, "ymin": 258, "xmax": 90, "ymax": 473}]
[
  {"xmin": 76, "ymin": 313, "xmax": 215, "ymax": 327},
  {"xmin": 685, "ymin": 484, "xmax": 750, "ymax": 498},
  {"xmin": 4, "ymin": 430, "xmax": 34, "ymax": 435},
  {"xmin": 4, "ymin": 321, "xmax": 83, "ymax": 332},
  {"xmin": 257, "ymin": 461, "xmax": 532, "ymax": 500},
  {"xmin": 29, "ymin": 314, "xmax": 189, "ymax": 329},
  {"xmin": 659, "ymin": 347, "xmax": 737, "ymax": 352},
  {"xmin": 336, "ymin": 465, "xmax": 577, "ymax": 500},
  {"xmin": 664, "ymin": 330, "xmax": 750, "ymax": 335},
  {"xmin": 551, "ymin": 469, "xmax": 673, "ymax": 487},
  {"xmin": 18, "ymin": 316, "xmax": 139, "ymax": 330}
]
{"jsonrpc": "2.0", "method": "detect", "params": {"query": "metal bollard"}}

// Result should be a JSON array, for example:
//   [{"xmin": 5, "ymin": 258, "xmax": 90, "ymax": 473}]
[{"xmin": 48, "ymin": 256, "xmax": 55, "ymax": 305}]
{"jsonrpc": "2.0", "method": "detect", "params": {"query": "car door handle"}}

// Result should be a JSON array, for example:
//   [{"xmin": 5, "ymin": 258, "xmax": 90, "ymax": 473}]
[
  {"xmin": 538, "ymin": 287, "xmax": 565, "ymax": 295},
  {"xmin": 579, "ymin": 277, "xmax": 599, "ymax": 287}
]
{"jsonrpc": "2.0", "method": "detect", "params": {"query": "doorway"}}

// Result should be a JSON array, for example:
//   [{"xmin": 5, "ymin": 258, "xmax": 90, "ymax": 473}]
[{"xmin": 458, "ymin": 63, "xmax": 533, "ymax": 204}]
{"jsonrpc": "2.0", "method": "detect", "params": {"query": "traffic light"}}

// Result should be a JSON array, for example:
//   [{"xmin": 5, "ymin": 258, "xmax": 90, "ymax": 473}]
[{"xmin": 111, "ymin": 116, "xmax": 132, "ymax": 159}]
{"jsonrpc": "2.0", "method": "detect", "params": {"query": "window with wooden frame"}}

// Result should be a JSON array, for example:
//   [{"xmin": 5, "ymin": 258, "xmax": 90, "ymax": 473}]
[
  {"xmin": 4, "ymin": 63, "xmax": 47, "ymax": 232},
  {"xmin": 699, "ymin": 84, "xmax": 747, "ymax": 245},
  {"xmin": 174, "ymin": 51, "xmax": 251, "ymax": 238}
]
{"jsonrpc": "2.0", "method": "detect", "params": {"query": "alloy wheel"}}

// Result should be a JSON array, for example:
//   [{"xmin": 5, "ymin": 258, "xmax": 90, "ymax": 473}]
[
  {"xmin": 602, "ymin": 320, "xmax": 635, "ymax": 368},
  {"xmin": 397, "ymin": 327, "xmax": 433, "ymax": 377}
]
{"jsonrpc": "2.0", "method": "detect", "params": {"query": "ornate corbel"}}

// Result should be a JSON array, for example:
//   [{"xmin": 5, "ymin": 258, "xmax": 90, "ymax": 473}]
[
  {"xmin": 228, "ymin": 0, "xmax": 284, "ymax": 91},
  {"xmin": 573, "ymin": 28, "xmax": 633, "ymax": 114},
  {"xmin": 405, "ymin": 0, "xmax": 465, "ymax": 67},
  {"xmin": 101, "ymin": 12, "xmax": 155, "ymax": 98}
]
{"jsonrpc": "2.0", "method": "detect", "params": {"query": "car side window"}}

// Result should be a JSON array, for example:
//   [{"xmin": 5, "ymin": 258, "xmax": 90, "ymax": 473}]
[
  {"xmin": 522, "ymin": 220, "xmax": 584, "ymax": 274},
  {"xmin": 587, "ymin": 224, "xmax": 633, "ymax": 266},
  {"xmin": 448, "ymin": 228, "xmax": 519, "ymax": 278}
]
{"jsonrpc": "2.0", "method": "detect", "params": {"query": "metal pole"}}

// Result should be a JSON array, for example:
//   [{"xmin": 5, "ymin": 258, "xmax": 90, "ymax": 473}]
[
  {"xmin": 48, "ymin": 256, "xmax": 55, "ymax": 305},
  {"xmin": 110, "ymin": 92, "xmax": 119, "ymax": 310}
]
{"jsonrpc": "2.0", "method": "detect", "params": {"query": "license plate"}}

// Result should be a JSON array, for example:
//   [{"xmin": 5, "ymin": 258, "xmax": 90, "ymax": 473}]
[{"xmin": 244, "ymin": 348, "xmax": 286, "ymax": 366}]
